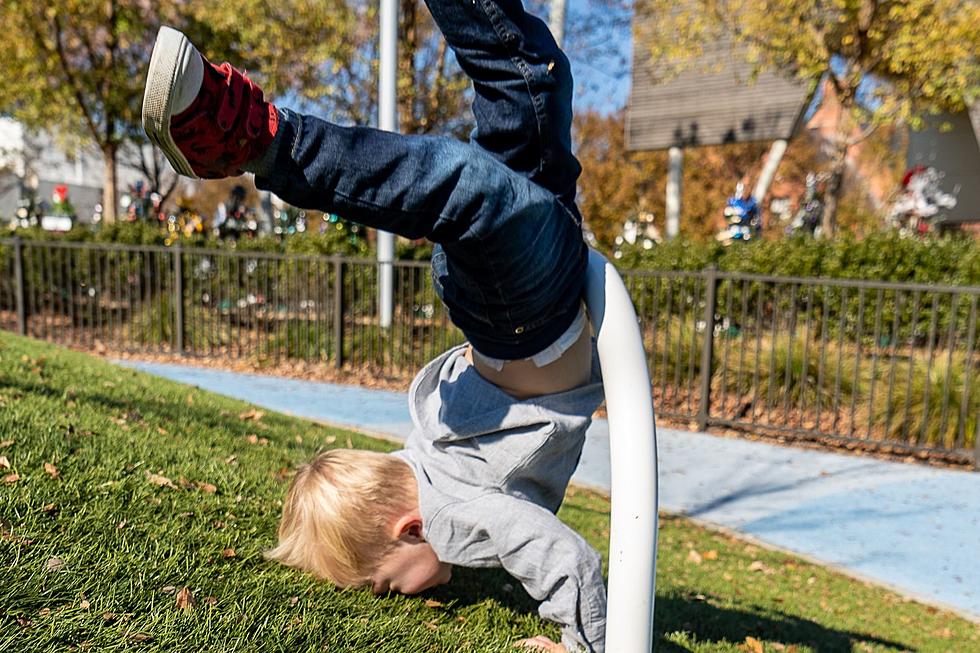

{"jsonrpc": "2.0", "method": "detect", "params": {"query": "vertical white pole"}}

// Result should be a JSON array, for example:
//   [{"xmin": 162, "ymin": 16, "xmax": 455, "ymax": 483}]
[
  {"xmin": 584, "ymin": 249, "xmax": 658, "ymax": 652},
  {"xmin": 377, "ymin": 0, "xmax": 398, "ymax": 328},
  {"xmin": 753, "ymin": 138, "xmax": 788, "ymax": 202},
  {"xmin": 549, "ymin": 0, "xmax": 568, "ymax": 47},
  {"xmin": 666, "ymin": 146, "xmax": 683, "ymax": 239}
]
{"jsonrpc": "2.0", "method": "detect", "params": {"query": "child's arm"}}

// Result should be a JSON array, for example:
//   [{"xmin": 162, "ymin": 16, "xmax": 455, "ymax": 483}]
[{"xmin": 428, "ymin": 493, "xmax": 606, "ymax": 653}]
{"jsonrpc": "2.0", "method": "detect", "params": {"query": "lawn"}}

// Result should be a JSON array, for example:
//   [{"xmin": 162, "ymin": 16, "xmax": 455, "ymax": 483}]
[{"xmin": 0, "ymin": 332, "xmax": 977, "ymax": 652}]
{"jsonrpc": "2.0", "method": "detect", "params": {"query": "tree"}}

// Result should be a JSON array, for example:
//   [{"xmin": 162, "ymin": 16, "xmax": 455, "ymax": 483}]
[
  {"xmin": 0, "ymin": 1, "xmax": 355, "ymax": 222},
  {"xmin": 635, "ymin": 0, "xmax": 980, "ymax": 235}
]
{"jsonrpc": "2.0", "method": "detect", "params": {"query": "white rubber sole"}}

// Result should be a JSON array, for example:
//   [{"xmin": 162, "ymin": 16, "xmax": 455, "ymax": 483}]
[{"xmin": 141, "ymin": 26, "xmax": 200, "ymax": 178}]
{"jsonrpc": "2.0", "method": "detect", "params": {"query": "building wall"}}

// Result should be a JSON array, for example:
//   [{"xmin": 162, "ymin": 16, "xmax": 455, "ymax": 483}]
[
  {"xmin": 0, "ymin": 117, "xmax": 149, "ymax": 225},
  {"xmin": 907, "ymin": 111, "xmax": 980, "ymax": 224}
]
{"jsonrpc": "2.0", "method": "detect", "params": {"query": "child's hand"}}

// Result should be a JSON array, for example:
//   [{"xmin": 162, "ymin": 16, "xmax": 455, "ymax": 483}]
[{"xmin": 514, "ymin": 635, "xmax": 567, "ymax": 652}]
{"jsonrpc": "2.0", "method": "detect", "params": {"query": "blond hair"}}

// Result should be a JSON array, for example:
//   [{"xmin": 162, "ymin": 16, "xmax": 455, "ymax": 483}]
[{"xmin": 265, "ymin": 449, "xmax": 417, "ymax": 587}]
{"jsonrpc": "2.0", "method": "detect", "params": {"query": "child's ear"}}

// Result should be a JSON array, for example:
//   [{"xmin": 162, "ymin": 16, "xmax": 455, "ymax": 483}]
[{"xmin": 391, "ymin": 512, "xmax": 424, "ymax": 542}]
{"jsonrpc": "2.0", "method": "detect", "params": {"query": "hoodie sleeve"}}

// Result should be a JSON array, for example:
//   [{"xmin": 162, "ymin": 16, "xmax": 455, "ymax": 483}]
[{"xmin": 426, "ymin": 493, "xmax": 607, "ymax": 652}]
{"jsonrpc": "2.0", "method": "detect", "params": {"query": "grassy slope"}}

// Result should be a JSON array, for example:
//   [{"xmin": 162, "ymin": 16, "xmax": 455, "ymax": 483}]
[{"xmin": 0, "ymin": 332, "xmax": 977, "ymax": 653}]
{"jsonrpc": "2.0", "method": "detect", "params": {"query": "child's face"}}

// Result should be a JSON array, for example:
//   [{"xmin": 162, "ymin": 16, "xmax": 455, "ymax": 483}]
[{"xmin": 370, "ymin": 540, "xmax": 452, "ymax": 595}]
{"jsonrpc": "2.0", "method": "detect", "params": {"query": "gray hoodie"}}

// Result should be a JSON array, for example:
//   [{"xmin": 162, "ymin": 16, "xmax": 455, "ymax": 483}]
[{"xmin": 393, "ymin": 344, "xmax": 606, "ymax": 652}]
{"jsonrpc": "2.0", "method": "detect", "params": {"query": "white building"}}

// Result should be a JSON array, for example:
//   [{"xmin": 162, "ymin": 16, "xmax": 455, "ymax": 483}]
[{"xmin": 0, "ymin": 117, "xmax": 149, "ymax": 225}]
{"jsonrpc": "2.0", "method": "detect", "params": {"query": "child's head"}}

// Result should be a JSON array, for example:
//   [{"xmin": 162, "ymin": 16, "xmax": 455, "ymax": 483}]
[{"xmin": 266, "ymin": 449, "xmax": 451, "ymax": 594}]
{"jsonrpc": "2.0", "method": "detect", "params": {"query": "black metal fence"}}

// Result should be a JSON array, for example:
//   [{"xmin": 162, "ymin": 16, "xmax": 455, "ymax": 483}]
[{"xmin": 2, "ymin": 237, "xmax": 977, "ymax": 467}]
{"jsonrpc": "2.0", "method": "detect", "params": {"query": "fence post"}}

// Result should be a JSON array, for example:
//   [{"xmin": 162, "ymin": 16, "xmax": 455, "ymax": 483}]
[
  {"xmin": 13, "ymin": 237, "xmax": 26, "ymax": 336},
  {"xmin": 974, "ymin": 417, "xmax": 979, "ymax": 472},
  {"xmin": 173, "ymin": 244, "xmax": 185, "ymax": 354},
  {"xmin": 333, "ymin": 256, "xmax": 345, "ymax": 369},
  {"xmin": 697, "ymin": 265, "xmax": 719, "ymax": 431}
]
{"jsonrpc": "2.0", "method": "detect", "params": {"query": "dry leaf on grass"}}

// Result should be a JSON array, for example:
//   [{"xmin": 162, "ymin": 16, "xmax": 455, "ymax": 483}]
[
  {"xmin": 0, "ymin": 440, "xmax": 13, "ymax": 448},
  {"xmin": 196, "ymin": 481, "xmax": 217, "ymax": 494},
  {"xmin": 221, "ymin": 548, "xmax": 236, "ymax": 558},
  {"xmin": 43, "ymin": 463, "xmax": 59, "ymax": 479},
  {"xmin": 79, "ymin": 599, "xmax": 90, "ymax": 610},
  {"xmin": 0, "ymin": 456, "xmax": 10, "ymax": 469},
  {"xmin": 4, "ymin": 473, "xmax": 20, "ymax": 484},
  {"xmin": 238, "ymin": 409, "xmax": 265, "ymax": 422},
  {"xmin": 686, "ymin": 549, "xmax": 703, "ymax": 565},
  {"xmin": 46, "ymin": 557, "xmax": 65, "ymax": 572},
  {"xmin": 157, "ymin": 427, "xmax": 169, "ymax": 436},
  {"xmin": 42, "ymin": 503, "xmax": 57, "ymax": 513},
  {"xmin": 748, "ymin": 561, "xmax": 775, "ymax": 575},
  {"xmin": 742, "ymin": 636, "xmax": 764, "ymax": 653},
  {"xmin": 128, "ymin": 633, "xmax": 153, "ymax": 643},
  {"xmin": 175, "ymin": 587, "xmax": 195, "ymax": 611},
  {"xmin": 244, "ymin": 434, "xmax": 269, "ymax": 446},
  {"xmin": 424, "ymin": 599, "xmax": 444, "ymax": 608},
  {"xmin": 703, "ymin": 550, "xmax": 719, "ymax": 560},
  {"xmin": 146, "ymin": 472, "xmax": 177, "ymax": 490}
]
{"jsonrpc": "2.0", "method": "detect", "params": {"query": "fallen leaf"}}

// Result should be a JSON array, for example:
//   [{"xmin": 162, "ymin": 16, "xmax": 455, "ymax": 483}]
[
  {"xmin": 289, "ymin": 596, "xmax": 299, "ymax": 607},
  {"xmin": 157, "ymin": 427, "xmax": 169, "ymax": 436},
  {"xmin": 128, "ymin": 633, "xmax": 153, "ymax": 643},
  {"xmin": 46, "ymin": 557, "xmax": 66, "ymax": 572},
  {"xmin": 43, "ymin": 463, "xmax": 59, "ymax": 479},
  {"xmin": 238, "ymin": 409, "xmax": 264, "ymax": 421},
  {"xmin": 146, "ymin": 472, "xmax": 177, "ymax": 490},
  {"xmin": 224, "ymin": 455, "xmax": 237, "ymax": 465},
  {"xmin": 423, "ymin": 620, "xmax": 438, "ymax": 631},
  {"xmin": 161, "ymin": 586, "xmax": 176, "ymax": 595},
  {"xmin": 38, "ymin": 608, "xmax": 51, "ymax": 617},
  {"xmin": 743, "ymin": 636, "xmax": 764, "ymax": 653},
  {"xmin": 196, "ymin": 482, "xmax": 217, "ymax": 494},
  {"xmin": 424, "ymin": 599, "xmax": 444, "ymax": 608},
  {"xmin": 748, "ymin": 561, "xmax": 775, "ymax": 575},
  {"xmin": 42, "ymin": 503, "xmax": 57, "ymax": 513},
  {"xmin": 117, "ymin": 520, "xmax": 127, "ymax": 529},
  {"xmin": 4, "ymin": 473, "xmax": 20, "ymax": 484},
  {"xmin": 204, "ymin": 596, "xmax": 218, "ymax": 606},
  {"xmin": 0, "ymin": 455, "xmax": 9, "ymax": 469},
  {"xmin": 102, "ymin": 612, "xmax": 116, "ymax": 621},
  {"xmin": 703, "ymin": 550, "xmax": 719, "ymax": 560},
  {"xmin": 175, "ymin": 586, "xmax": 195, "ymax": 611},
  {"xmin": 0, "ymin": 440, "xmax": 12, "ymax": 448},
  {"xmin": 221, "ymin": 548, "xmax": 236, "ymax": 558},
  {"xmin": 687, "ymin": 549, "xmax": 703, "ymax": 565},
  {"xmin": 16, "ymin": 616, "xmax": 32, "ymax": 628},
  {"xmin": 79, "ymin": 599, "xmax": 90, "ymax": 610}
]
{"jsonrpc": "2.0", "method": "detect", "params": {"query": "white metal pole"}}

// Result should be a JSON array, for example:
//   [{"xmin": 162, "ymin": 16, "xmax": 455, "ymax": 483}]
[
  {"xmin": 584, "ymin": 249, "xmax": 658, "ymax": 652},
  {"xmin": 377, "ymin": 0, "xmax": 398, "ymax": 328},
  {"xmin": 666, "ymin": 146, "xmax": 683, "ymax": 239},
  {"xmin": 753, "ymin": 138, "xmax": 788, "ymax": 202},
  {"xmin": 549, "ymin": 0, "xmax": 568, "ymax": 47}
]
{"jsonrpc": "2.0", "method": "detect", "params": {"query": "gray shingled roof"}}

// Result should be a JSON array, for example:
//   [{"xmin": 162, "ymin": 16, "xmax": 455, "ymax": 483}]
[{"xmin": 627, "ymin": 22, "xmax": 813, "ymax": 151}]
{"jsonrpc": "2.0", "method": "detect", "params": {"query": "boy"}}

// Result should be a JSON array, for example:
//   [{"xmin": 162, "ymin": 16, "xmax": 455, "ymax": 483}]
[{"xmin": 142, "ymin": 0, "xmax": 606, "ymax": 649}]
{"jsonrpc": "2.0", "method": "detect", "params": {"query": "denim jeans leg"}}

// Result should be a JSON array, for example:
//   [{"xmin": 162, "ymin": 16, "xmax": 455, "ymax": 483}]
[
  {"xmin": 421, "ymin": 0, "xmax": 582, "ymax": 215},
  {"xmin": 255, "ymin": 109, "xmax": 586, "ymax": 358}
]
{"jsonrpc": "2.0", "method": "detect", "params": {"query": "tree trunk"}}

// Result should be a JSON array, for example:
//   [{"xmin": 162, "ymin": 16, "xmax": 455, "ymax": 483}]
[
  {"xmin": 102, "ymin": 145, "xmax": 118, "ymax": 223},
  {"xmin": 820, "ymin": 142, "xmax": 848, "ymax": 237}
]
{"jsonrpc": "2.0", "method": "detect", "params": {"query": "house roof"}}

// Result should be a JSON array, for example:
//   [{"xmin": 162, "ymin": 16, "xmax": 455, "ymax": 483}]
[{"xmin": 627, "ymin": 23, "xmax": 813, "ymax": 151}]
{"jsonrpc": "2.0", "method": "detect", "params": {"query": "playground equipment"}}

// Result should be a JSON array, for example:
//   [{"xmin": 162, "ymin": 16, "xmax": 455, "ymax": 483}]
[{"xmin": 584, "ymin": 249, "xmax": 659, "ymax": 652}]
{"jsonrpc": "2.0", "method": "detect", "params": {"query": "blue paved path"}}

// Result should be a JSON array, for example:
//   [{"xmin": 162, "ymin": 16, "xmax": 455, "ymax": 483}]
[{"xmin": 117, "ymin": 360, "xmax": 980, "ymax": 622}]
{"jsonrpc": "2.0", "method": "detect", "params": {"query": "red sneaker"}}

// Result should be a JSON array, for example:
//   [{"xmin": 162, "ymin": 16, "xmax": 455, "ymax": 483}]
[{"xmin": 141, "ymin": 26, "xmax": 278, "ymax": 179}]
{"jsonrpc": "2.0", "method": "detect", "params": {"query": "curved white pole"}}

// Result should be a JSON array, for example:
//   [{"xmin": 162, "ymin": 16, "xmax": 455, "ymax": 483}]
[{"xmin": 584, "ymin": 249, "xmax": 658, "ymax": 652}]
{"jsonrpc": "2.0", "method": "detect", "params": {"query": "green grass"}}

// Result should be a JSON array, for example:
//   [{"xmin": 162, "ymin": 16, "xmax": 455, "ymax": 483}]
[{"xmin": 0, "ymin": 332, "xmax": 977, "ymax": 652}]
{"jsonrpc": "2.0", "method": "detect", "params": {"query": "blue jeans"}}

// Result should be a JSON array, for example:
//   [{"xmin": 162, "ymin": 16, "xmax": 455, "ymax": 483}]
[{"xmin": 255, "ymin": 0, "xmax": 587, "ymax": 359}]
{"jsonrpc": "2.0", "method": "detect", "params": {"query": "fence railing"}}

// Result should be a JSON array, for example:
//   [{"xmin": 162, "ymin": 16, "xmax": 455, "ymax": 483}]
[{"xmin": 2, "ymin": 237, "xmax": 977, "ymax": 467}]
